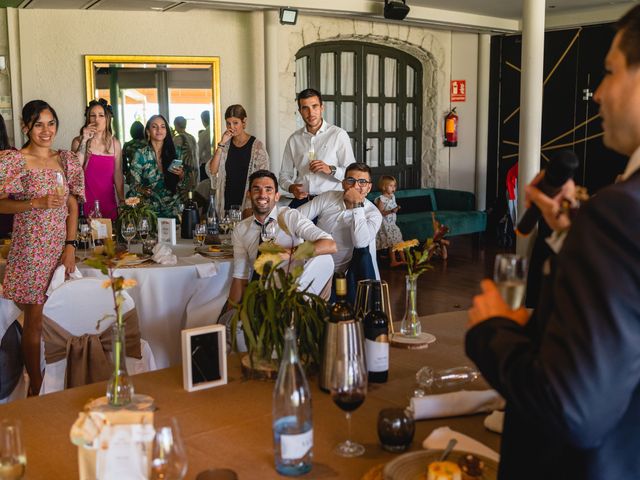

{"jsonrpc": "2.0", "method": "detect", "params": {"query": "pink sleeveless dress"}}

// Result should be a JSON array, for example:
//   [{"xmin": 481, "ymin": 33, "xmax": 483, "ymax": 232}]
[{"xmin": 84, "ymin": 153, "xmax": 118, "ymax": 221}]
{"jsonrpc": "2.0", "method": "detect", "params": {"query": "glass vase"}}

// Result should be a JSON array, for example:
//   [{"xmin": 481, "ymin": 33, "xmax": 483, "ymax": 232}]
[
  {"xmin": 400, "ymin": 275, "xmax": 421, "ymax": 337},
  {"xmin": 106, "ymin": 322, "xmax": 133, "ymax": 406}
]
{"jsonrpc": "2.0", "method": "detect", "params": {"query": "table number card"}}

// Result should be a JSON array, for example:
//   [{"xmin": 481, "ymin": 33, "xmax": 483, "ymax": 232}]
[
  {"xmin": 90, "ymin": 218, "xmax": 112, "ymax": 241},
  {"xmin": 157, "ymin": 218, "xmax": 177, "ymax": 245},
  {"xmin": 95, "ymin": 424, "xmax": 154, "ymax": 480}
]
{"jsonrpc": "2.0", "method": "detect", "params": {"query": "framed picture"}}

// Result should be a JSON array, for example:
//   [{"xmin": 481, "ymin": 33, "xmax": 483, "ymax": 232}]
[
  {"xmin": 181, "ymin": 324, "xmax": 227, "ymax": 392},
  {"xmin": 157, "ymin": 218, "xmax": 176, "ymax": 245}
]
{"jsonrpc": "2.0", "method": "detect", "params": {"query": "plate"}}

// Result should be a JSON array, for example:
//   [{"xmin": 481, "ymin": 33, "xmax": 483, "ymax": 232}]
[
  {"xmin": 195, "ymin": 246, "xmax": 233, "ymax": 258},
  {"xmin": 117, "ymin": 254, "xmax": 152, "ymax": 266},
  {"xmin": 383, "ymin": 450, "xmax": 498, "ymax": 480}
]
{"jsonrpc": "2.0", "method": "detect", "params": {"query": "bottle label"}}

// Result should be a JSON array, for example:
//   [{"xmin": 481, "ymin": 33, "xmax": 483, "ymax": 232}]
[
  {"xmin": 281, "ymin": 429, "xmax": 313, "ymax": 460},
  {"xmin": 365, "ymin": 338, "xmax": 389, "ymax": 372}
]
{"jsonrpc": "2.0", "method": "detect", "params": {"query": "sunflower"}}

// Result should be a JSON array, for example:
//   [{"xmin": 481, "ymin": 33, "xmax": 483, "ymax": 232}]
[
  {"xmin": 392, "ymin": 239, "xmax": 419, "ymax": 252},
  {"xmin": 253, "ymin": 253, "xmax": 283, "ymax": 276}
]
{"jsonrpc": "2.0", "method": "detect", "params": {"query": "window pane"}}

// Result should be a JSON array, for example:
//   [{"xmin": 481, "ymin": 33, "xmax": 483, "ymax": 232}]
[
  {"xmin": 366, "ymin": 138, "xmax": 379, "ymax": 167},
  {"xmin": 406, "ymin": 65, "xmax": 415, "ymax": 97},
  {"xmin": 384, "ymin": 57, "xmax": 397, "ymax": 97},
  {"xmin": 320, "ymin": 53, "xmax": 335, "ymax": 95},
  {"xmin": 384, "ymin": 103, "xmax": 397, "ymax": 132},
  {"xmin": 341, "ymin": 102, "xmax": 355, "ymax": 132},
  {"xmin": 366, "ymin": 103, "xmax": 379, "ymax": 133},
  {"xmin": 406, "ymin": 137, "xmax": 414, "ymax": 165},
  {"xmin": 383, "ymin": 138, "xmax": 396, "ymax": 166},
  {"xmin": 406, "ymin": 103, "xmax": 414, "ymax": 131},
  {"xmin": 295, "ymin": 57, "xmax": 308, "ymax": 93},
  {"xmin": 366, "ymin": 54, "xmax": 379, "ymax": 97},
  {"xmin": 324, "ymin": 101, "xmax": 335, "ymax": 124},
  {"xmin": 341, "ymin": 52, "xmax": 355, "ymax": 96}
]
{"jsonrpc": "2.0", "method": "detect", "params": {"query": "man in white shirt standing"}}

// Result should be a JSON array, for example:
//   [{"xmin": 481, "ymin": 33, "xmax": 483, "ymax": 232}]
[
  {"xmin": 227, "ymin": 169, "xmax": 337, "ymax": 308},
  {"xmin": 279, "ymin": 88, "xmax": 356, "ymax": 208},
  {"xmin": 298, "ymin": 162, "xmax": 382, "ymax": 302}
]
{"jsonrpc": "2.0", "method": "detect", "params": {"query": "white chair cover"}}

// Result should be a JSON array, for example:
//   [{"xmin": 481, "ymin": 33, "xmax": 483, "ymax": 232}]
[{"xmin": 41, "ymin": 277, "xmax": 156, "ymax": 395}]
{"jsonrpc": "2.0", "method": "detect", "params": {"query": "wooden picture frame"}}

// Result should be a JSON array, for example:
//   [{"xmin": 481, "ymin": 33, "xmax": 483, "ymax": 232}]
[{"xmin": 181, "ymin": 324, "xmax": 227, "ymax": 392}]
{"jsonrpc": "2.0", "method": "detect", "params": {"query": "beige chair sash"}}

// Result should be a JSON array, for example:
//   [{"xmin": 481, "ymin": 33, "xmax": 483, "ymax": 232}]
[{"xmin": 42, "ymin": 310, "xmax": 142, "ymax": 389}]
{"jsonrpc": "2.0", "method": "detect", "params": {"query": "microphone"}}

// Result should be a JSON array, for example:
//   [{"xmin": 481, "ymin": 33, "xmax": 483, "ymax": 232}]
[{"xmin": 516, "ymin": 150, "xmax": 580, "ymax": 236}]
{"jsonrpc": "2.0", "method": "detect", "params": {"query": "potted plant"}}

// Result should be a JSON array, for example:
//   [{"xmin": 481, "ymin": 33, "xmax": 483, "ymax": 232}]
[{"xmin": 230, "ymin": 239, "xmax": 327, "ymax": 378}]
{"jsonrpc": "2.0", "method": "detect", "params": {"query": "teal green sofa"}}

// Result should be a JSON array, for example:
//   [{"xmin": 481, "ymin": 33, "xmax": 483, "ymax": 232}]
[{"xmin": 367, "ymin": 188, "xmax": 487, "ymax": 241}]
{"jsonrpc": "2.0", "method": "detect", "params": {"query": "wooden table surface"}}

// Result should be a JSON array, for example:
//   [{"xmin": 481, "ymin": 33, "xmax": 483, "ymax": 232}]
[{"xmin": 0, "ymin": 311, "xmax": 501, "ymax": 479}]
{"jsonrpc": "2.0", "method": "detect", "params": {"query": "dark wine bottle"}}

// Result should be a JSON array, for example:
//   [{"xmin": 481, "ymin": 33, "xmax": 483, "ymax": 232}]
[
  {"xmin": 363, "ymin": 282, "xmax": 389, "ymax": 383},
  {"xmin": 180, "ymin": 191, "xmax": 200, "ymax": 239},
  {"xmin": 329, "ymin": 273, "xmax": 354, "ymax": 323}
]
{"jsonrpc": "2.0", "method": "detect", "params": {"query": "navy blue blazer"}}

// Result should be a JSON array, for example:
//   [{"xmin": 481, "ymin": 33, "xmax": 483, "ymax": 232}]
[{"xmin": 466, "ymin": 170, "xmax": 640, "ymax": 480}]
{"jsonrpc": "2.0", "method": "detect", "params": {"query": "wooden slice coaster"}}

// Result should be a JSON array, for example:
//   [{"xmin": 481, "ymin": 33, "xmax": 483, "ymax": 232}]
[{"xmin": 390, "ymin": 332, "xmax": 437, "ymax": 350}]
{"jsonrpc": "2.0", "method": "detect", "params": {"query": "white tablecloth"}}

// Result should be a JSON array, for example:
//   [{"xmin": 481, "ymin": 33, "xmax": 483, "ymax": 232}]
[{"xmin": 79, "ymin": 241, "xmax": 232, "ymax": 368}]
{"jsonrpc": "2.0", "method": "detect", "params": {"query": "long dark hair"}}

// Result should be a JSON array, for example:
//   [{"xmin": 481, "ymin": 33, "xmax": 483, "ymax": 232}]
[
  {"xmin": 145, "ymin": 114, "xmax": 179, "ymax": 194},
  {"xmin": 22, "ymin": 100, "xmax": 59, "ymax": 148},
  {"xmin": 0, "ymin": 114, "xmax": 10, "ymax": 150},
  {"xmin": 81, "ymin": 98, "xmax": 114, "ymax": 154}
]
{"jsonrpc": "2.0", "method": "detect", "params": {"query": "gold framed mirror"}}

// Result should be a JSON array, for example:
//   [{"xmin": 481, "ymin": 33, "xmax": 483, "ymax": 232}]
[{"xmin": 84, "ymin": 55, "xmax": 221, "ymax": 154}]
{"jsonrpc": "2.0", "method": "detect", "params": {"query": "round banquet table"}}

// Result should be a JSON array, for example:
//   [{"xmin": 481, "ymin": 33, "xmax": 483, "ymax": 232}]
[{"xmin": 78, "ymin": 240, "xmax": 233, "ymax": 368}]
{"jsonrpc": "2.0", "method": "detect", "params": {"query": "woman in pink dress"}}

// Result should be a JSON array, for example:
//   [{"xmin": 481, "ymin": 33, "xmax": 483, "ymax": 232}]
[
  {"xmin": 71, "ymin": 98, "xmax": 124, "ymax": 220},
  {"xmin": 0, "ymin": 100, "xmax": 85, "ymax": 395}
]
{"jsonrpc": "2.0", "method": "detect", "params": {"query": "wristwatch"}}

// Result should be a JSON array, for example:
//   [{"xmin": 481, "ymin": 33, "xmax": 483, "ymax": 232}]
[
  {"xmin": 354, "ymin": 202, "xmax": 365, "ymax": 208},
  {"xmin": 65, "ymin": 240, "xmax": 78, "ymax": 249},
  {"xmin": 329, "ymin": 165, "xmax": 337, "ymax": 176}
]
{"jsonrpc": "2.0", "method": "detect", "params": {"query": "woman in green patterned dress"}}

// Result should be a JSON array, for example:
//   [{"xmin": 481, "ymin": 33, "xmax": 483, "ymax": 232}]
[{"xmin": 129, "ymin": 115, "xmax": 184, "ymax": 218}]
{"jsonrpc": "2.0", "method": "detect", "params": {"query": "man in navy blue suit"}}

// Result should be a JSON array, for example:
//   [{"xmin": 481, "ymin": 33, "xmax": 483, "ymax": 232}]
[{"xmin": 466, "ymin": 6, "xmax": 640, "ymax": 480}]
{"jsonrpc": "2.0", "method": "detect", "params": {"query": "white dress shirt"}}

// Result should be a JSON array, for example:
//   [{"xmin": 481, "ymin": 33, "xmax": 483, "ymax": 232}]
[
  {"xmin": 298, "ymin": 191, "xmax": 382, "ymax": 277},
  {"xmin": 231, "ymin": 205, "xmax": 333, "ymax": 280},
  {"xmin": 621, "ymin": 146, "xmax": 640, "ymax": 181},
  {"xmin": 279, "ymin": 120, "xmax": 356, "ymax": 195}
]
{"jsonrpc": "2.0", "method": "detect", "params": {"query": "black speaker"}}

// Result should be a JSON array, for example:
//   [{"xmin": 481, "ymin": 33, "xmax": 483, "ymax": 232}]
[{"xmin": 384, "ymin": 0, "xmax": 410, "ymax": 20}]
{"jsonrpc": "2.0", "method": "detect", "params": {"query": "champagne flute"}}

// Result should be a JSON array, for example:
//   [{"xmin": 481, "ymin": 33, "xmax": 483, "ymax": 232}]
[
  {"xmin": 122, "ymin": 222, "xmax": 136, "ymax": 252},
  {"xmin": 138, "ymin": 218, "xmax": 150, "ymax": 241},
  {"xmin": 493, "ymin": 254, "xmax": 528, "ymax": 309},
  {"xmin": 54, "ymin": 171, "xmax": 65, "ymax": 196},
  {"xmin": 0, "ymin": 419, "xmax": 26, "ymax": 479},
  {"xmin": 261, "ymin": 220, "xmax": 277, "ymax": 243},
  {"xmin": 330, "ymin": 355, "xmax": 367, "ymax": 457},
  {"xmin": 194, "ymin": 223, "xmax": 207, "ymax": 247},
  {"xmin": 150, "ymin": 418, "xmax": 188, "ymax": 480}
]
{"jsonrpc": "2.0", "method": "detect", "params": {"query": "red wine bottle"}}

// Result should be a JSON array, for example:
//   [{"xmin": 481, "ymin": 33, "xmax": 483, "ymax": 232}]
[{"xmin": 363, "ymin": 283, "xmax": 389, "ymax": 383}]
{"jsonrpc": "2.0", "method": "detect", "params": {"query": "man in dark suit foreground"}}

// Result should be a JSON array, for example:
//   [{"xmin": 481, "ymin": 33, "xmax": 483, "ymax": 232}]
[{"xmin": 465, "ymin": 6, "xmax": 640, "ymax": 480}]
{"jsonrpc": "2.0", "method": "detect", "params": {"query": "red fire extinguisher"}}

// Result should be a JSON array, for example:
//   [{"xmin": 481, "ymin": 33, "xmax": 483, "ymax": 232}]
[{"xmin": 444, "ymin": 108, "xmax": 458, "ymax": 147}]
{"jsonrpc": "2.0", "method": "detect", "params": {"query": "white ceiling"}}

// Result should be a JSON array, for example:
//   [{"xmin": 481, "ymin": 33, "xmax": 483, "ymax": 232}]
[{"xmin": 18, "ymin": 0, "xmax": 640, "ymax": 31}]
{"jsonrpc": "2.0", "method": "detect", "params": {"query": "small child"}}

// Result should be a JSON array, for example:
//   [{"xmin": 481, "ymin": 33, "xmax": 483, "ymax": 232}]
[{"xmin": 375, "ymin": 175, "xmax": 406, "ymax": 267}]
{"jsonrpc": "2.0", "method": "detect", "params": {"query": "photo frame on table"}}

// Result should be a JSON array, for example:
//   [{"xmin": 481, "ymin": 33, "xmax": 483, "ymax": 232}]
[
  {"xmin": 181, "ymin": 324, "xmax": 227, "ymax": 392},
  {"xmin": 157, "ymin": 218, "xmax": 176, "ymax": 245}
]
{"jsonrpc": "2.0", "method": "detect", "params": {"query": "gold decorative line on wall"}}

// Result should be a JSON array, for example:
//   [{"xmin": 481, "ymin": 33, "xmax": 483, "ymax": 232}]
[
  {"xmin": 541, "ymin": 113, "xmax": 601, "ymax": 147},
  {"xmin": 502, "ymin": 140, "xmax": 519, "ymax": 146},
  {"xmin": 541, "ymin": 152, "xmax": 550, "ymax": 162},
  {"xmin": 503, "ymin": 107, "xmax": 520, "ymax": 125},
  {"xmin": 543, "ymin": 28, "xmax": 582, "ymax": 86},
  {"xmin": 505, "ymin": 61, "xmax": 521, "ymax": 73},
  {"xmin": 541, "ymin": 132, "xmax": 604, "ymax": 151}
]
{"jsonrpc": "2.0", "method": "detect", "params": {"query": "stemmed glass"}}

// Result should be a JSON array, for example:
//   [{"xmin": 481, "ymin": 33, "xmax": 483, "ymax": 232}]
[
  {"xmin": 0, "ymin": 419, "xmax": 26, "ymax": 479},
  {"xmin": 329, "ymin": 355, "xmax": 367, "ymax": 457},
  {"xmin": 54, "ymin": 171, "xmax": 65, "ymax": 196},
  {"xmin": 122, "ymin": 222, "xmax": 136, "ymax": 252},
  {"xmin": 150, "ymin": 418, "xmax": 188, "ymax": 480},
  {"xmin": 219, "ymin": 214, "xmax": 231, "ymax": 246},
  {"xmin": 194, "ymin": 224, "xmax": 207, "ymax": 247},
  {"xmin": 493, "ymin": 254, "xmax": 528, "ymax": 309},
  {"xmin": 261, "ymin": 220, "xmax": 277, "ymax": 243},
  {"xmin": 229, "ymin": 205, "xmax": 242, "ymax": 231},
  {"xmin": 138, "ymin": 218, "xmax": 150, "ymax": 242}
]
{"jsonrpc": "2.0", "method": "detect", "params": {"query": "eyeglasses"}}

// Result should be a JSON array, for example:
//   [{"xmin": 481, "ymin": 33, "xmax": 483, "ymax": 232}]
[{"xmin": 344, "ymin": 177, "xmax": 372, "ymax": 186}]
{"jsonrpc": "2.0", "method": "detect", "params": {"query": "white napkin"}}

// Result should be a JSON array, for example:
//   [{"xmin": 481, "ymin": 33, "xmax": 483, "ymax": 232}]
[
  {"xmin": 46, "ymin": 265, "xmax": 83, "ymax": 296},
  {"xmin": 410, "ymin": 389, "xmax": 505, "ymax": 420},
  {"xmin": 423, "ymin": 426, "xmax": 500, "ymax": 462},
  {"xmin": 484, "ymin": 410, "xmax": 505, "ymax": 433},
  {"xmin": 182, "ymin": 254, "xmax": 218, "ymax": 278},
  {"xmin": 152, "ymin": 243, "xmax": 177, "ymax": 265}
]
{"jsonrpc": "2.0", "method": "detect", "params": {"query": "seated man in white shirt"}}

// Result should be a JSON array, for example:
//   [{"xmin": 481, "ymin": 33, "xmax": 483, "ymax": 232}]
[
  {"xmin": 298, "ymin": 162, "xmax": 382, "ymax": 302},
  {"xmin": 226, "ymin": 169, "xmax": 337, "ymax": 309},
  {"xmin": 279, "ymin": 88, "xmax": 356, "ymax": 208}
]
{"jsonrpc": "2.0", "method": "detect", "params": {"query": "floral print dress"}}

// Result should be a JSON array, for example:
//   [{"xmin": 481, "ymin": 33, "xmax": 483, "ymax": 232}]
[
  {"xmin": 0, "ymin": 150, "xmax": 85, "ymax": 304},
  {"xmin": 129, "ymin": 145, "xmax": 182, "ymax": 218},
  {"xmin": 375, "ymin": 194, "xmax": 404, "ymax": 250}
]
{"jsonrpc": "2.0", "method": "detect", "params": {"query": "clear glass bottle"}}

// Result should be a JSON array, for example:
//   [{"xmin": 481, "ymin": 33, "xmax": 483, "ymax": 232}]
[
  {"xmin": 273, "ymin": 327, "xmax": 313, "ymax": 476},
  {"xmin": 413, "ymin": 366, "xmax": 480, "ymax": 397},
  {"xmin": 106, "ymin": 323, "xmax": 133, "ymax": 406},
  {"xmin": 88, "ymin": 200, "xmax": 103, "ymax": 246},
  {"xmin": 206, "ymin": 193, "xmax": 219, "ymax": 235}
]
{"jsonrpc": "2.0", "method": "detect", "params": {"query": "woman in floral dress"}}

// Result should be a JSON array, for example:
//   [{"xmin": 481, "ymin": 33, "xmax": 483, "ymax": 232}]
[
  {"xmin": 129, "ymin": 115, "xmax": 184, "ymax": 218},
  {"xmin": 0, "ymin": 100, "xmax": 85, "ymax": 395}
]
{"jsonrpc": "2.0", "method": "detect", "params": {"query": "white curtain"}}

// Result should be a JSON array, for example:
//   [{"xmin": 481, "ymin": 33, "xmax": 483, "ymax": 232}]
[
  {"xmin": 406, "ymin": 137, "xmax": 414, "ymax": 165},
  {"xmin": 366, "ymin": 54, "xmax": 379, "ymax": 97},
  {"xmin": 366, "ymin": 103, "xmax": 379, "ymax": 132},
  {"xmin": 384, "ymin": 57, "xmax": 397, "ymax": 97},
  {"xmin": 341, "ymin": 52, "xmax": 355, "ymax": 96},
  {"xmin": 324, "ymin": 101, "xmax": 335, "ymax": 124},
  {"xmin": 367, "ymin": 138, "xmax": 379, "ymax": 167},
  {"xmin": 320, "ymin": 53, "xmax": 335, "ymax": 95},
  {"xmin": 295, "ymin": 57, "xmax": 308, "ymax": 94},
  {"xmin": 384, "ymin": 103, "xmax": 397, "ymax": 132},
  {"xmin": 406, "ymin": 65, "xmax": 415, "ymax": 97},
  {"xmin": 406, "ymin": 103, "xmax": 414, "ymax": 132},
  {"xmin": 384, "ymin": 138, "xmax": 396, "ymax": 166},
  {"xmin": 341, "ymin": 102, "xmax": 354, "ymax": 132}
]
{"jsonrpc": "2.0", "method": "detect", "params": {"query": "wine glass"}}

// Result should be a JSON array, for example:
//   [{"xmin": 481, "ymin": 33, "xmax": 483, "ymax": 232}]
[
  {"xmin": 150, "ymin": 418, "xmax": 188, "ymax": 480},
  {"xmin": 261, "ymin": 220, "xmax": 277, "ymax": 243},
  {"xmin": 54, "ymin": 171, "xmax": 65, "ymax": 197},
  {"xmin": 493, "ymin": 254, "xmax": 528, "ymax": 309},
  {"xmin": 121, "ymin": 222, "xmax": 136, "ymax": 252},
  {"xmin": 0, "ymin": 419, "xmax": 26, "ymax": 479},
  {"xmin": 194, "ymin": 224, "xmax": 207, "ymax": 247},
  {"xmin": 219, "ymin": 215, "xmax": 231, "ymax": 246},
  {"xmin": 329, "ymin": 355, "xmax": 367, "ymax": 457},
  {"xmin": 138, "ymin": 218, "xmax": 150, "ymax": 242},
  {"xmin": 229, "ymin": 205, "xmax": 242, "ymax": 230}
]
